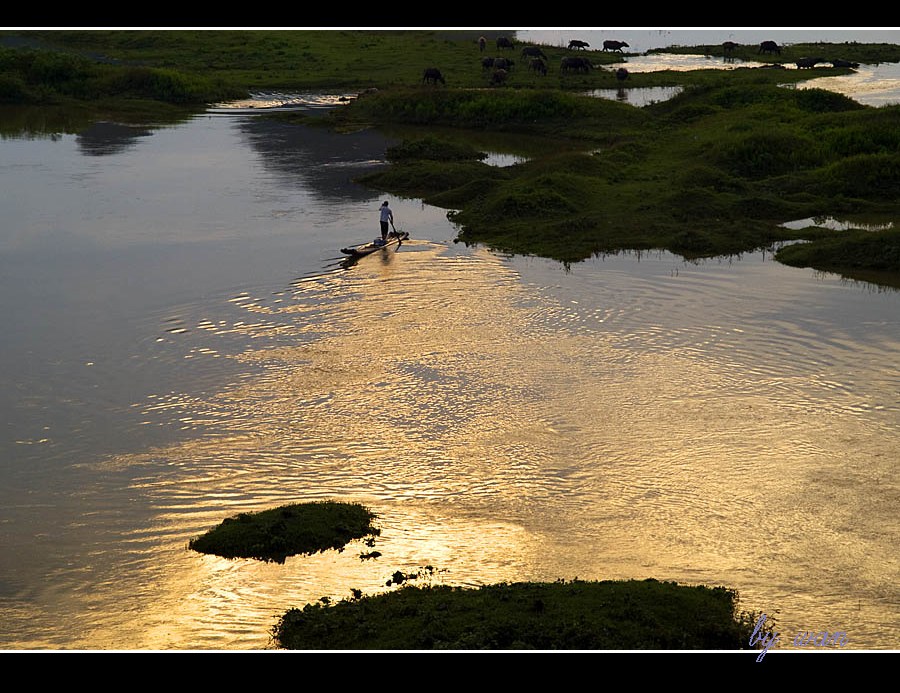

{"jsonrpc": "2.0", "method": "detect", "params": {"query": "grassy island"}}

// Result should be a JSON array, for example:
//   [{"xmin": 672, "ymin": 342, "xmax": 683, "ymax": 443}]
[
  {"xmin": 273, "ymin": 577, "xmax": 764, "ymax": 651},
  {"xmin": 188, "ymin": 501, "xmax": 380, "ymax": 564}
]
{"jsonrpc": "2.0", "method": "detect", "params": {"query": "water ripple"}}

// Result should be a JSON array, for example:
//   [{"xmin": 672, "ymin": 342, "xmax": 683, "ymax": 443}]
[{"xmin": 9, "ymin": 240, "xmax": 898, "ymax": 650}]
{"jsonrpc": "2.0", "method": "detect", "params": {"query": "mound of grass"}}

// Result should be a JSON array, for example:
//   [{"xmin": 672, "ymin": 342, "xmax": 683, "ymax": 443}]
[
  {"xmin": 188, "ymin": 501, "xmax": 380, "ymax": 564},
  {"xmin": 358, "ymin": 159, "xmax": 503, "ymax": 201},
  {"xmin": 386, "ymin": 135, "xmax": 486, "ymax": 162},
  {"xmin": 776, "ymin": 228, "xmax": 900, "ymax": 273},
  {"xmin": 273, "ymin": 578, "xmax": 765, "ymax": 650}
]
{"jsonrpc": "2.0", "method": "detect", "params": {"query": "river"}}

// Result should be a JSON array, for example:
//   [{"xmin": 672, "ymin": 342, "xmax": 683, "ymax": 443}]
[{"xmin": 1, "ymin": 37, "xmax": 898, "ymax": 652}]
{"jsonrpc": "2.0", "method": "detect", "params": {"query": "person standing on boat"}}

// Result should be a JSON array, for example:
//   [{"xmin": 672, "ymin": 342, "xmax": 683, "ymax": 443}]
[{"xmin": 379, "ymin": 200, "xmax": 394, "ymax": 241}]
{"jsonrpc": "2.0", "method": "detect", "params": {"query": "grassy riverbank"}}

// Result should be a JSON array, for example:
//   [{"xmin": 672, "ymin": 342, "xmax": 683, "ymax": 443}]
[{"xmin": 342, "ymin": 84, "xmax": 900, "ymax": 276}]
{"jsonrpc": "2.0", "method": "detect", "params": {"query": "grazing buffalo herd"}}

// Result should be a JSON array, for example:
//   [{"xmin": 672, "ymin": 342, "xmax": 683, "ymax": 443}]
[
  {"xmin": 424, "ymin": 36, "xmax": 633, "ymax": 87},
  {"xmin": 422, "ymin": 37, "xmax": 861, "ymax": 89}
]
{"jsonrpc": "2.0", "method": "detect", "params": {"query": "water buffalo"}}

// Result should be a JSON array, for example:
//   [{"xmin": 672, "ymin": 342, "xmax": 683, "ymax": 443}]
[
  {"xmin": 568, "ymin": 39, "xmax": 589, "ymax": 50},
  {"xmin": 521, "ymin": 46, "xmax": 547, "ymax": 60},
  {"xmin": 796, "ymin": 57, "xmax": 824, "ymax": 69},
  {"xmin": 422, "ymin": 68, "xmax": 445, "ymax": 85},
  {"xmin": 602, "ymin": 40, "xmax": 629, "ymax": 52},
  {"xmin": 561, "ymin": 56, "xmax": 593, "ymax": 73},
  {"xmin": 493, "ymin": 57, "xmax": 514, "ymax": 71},
  {"xmin": 490, "ymin": 68, "xmax": 508, "ymax": 86},
  {"xmin": 529, "ymin": 57, "xmax": 548, "ymax": 76},
  {"xmin": 758, "ymin": 40, "xmax": 781, "ymax": 55},
  {"xmin": 481, "ymin": 56, "xmax": 495, "ymax": 70},
  {"xmin": 830, "ymin": 58, "xmax": 860, "ymax": 68},
  {"xmin": 496, "ymin": 37, "xmax": 514, "ymax": 50},
  {"xmin": 479, "ymin": 36, "xmax": 486, "ymax": 52},
  {"xmin": 723, "ymin": 41, "xmax": 737, "ymax": 55},
  {"xmin": 615, "ymin": 67, "xmax": 629, "ymax": 82}
]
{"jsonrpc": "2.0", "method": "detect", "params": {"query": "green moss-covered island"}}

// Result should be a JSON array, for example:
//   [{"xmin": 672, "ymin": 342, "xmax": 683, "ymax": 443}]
[
  {"xmin": 273, "ymin": 577, "xmax": 765, "ymax": 650},
  {"xmin": 188, "ymin": 501, "xmax": 380, "ymax": 564}
]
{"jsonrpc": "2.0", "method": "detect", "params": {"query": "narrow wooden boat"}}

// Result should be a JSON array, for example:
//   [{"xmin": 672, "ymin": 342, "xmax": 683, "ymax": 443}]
[{"xmin": 340, "ymin": 230, "xmax": 409, "ymax": 258}]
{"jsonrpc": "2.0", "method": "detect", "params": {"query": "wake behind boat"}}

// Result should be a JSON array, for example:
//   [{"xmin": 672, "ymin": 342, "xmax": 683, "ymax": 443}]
[{"xmin": 340, "ymin": 229, "xmax": 409, "ymax": 258}]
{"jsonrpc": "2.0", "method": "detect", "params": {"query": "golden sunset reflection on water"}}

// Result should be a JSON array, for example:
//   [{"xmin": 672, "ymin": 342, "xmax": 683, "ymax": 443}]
[{"xmin": 21, "ymin": 240, "xmax": 897, "ymax": 650}]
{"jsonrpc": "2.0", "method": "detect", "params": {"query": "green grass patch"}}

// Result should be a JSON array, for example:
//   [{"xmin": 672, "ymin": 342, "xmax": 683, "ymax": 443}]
[
  {"xmin": 386, "ymin": 134, "xmax": 486, "ymax": 162},
  {"xmin": 776, "ymin": 228, "xmax": 900, "ymax": 274}
]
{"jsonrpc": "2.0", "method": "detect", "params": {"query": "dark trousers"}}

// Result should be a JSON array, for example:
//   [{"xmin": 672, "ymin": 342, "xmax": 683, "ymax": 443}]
[{"xmin": 380, "ymin": 221, "xmax": 389, "ymax": 240}]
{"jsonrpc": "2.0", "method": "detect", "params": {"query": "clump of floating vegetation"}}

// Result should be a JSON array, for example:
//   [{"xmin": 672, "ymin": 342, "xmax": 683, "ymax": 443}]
[{"xmin": 188, "ymin": 500, "xmax": 380, "ymax": 564}]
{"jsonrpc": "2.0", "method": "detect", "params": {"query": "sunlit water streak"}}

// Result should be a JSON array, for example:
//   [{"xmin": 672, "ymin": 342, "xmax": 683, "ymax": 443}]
[{"xmin": 4, "ymin": 236, "xmax": 897, "ymax": 650}]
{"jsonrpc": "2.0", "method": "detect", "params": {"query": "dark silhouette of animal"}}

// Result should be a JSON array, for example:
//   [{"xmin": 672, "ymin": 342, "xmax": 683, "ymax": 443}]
[
  {"xmin": 796, "ymin": 57, "xmax": 824, "ymax": 69},
  {"xmin": 481, "ymin": 56, "xmax": 495, "ymax": 70},
  {"xmin": 723, "ymin": 41, "xmax": 737, "ymax": 55},
  {"xmin": 830, "ymin": 58, "xmax": 860, "ymax": 68},
  {"xmin": 561, "ymin": 56, "xmax": 593, "ymax": 73},
  {"xmin": 496, "ymin": 37, "xmax": 514, "ymax": 50},
  {"xmin": 603, "ymin": 40, "xmax": 629, "ymax": 52},
  {"xmin": 493, "ymin": 57, "xmax": 514, "ymax": 71},
  {"xmin": 521, "ymin": 46, "xmax": 547, "ymax": 60},
  {"xmin": 490, "ymin": 68, "xmax": 508, "ymax": 85},
  {"xmin": 422, "ymin": 68, "xmax": 445, "ymax": 85},
  {"xmin": 479, "ymin": 36, "xmax": 486, "ymax": 52},
  {"xmin": 568, "ymin": 39, "xmax": 589, "ymax": 50},
  {"xmin": 758, "ymin": 41, "xmax": 781, "ymax": 55},
  {"xmin": 616, "ymin": 67, "xmax": 629, "ymax": 82},
  {"xmin": 529, "ymin": 57, "xmax": 547, "ymax": 76}
]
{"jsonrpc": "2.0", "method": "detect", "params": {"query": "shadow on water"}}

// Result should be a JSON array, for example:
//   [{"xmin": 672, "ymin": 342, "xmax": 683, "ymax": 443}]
[
  {"xmin": 0, "ymin": 105, "xmax": 133, "ymax": 140},
  {"xmin": 76, "ymin": 121, "xmax": 155, "ymax": 156},
  {"xmin": 0, "ymin": 104, "xmax": 196, "ymax": 141},
  {"xmin": 237, "ymin": 117, "xmax": 401, "ymax": 204}
]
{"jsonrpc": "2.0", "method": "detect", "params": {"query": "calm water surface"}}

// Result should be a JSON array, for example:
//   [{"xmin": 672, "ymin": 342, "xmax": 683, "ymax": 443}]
[{"xmin": 1, "ymin": 73, "xmax": 899, "ymax": 651}]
